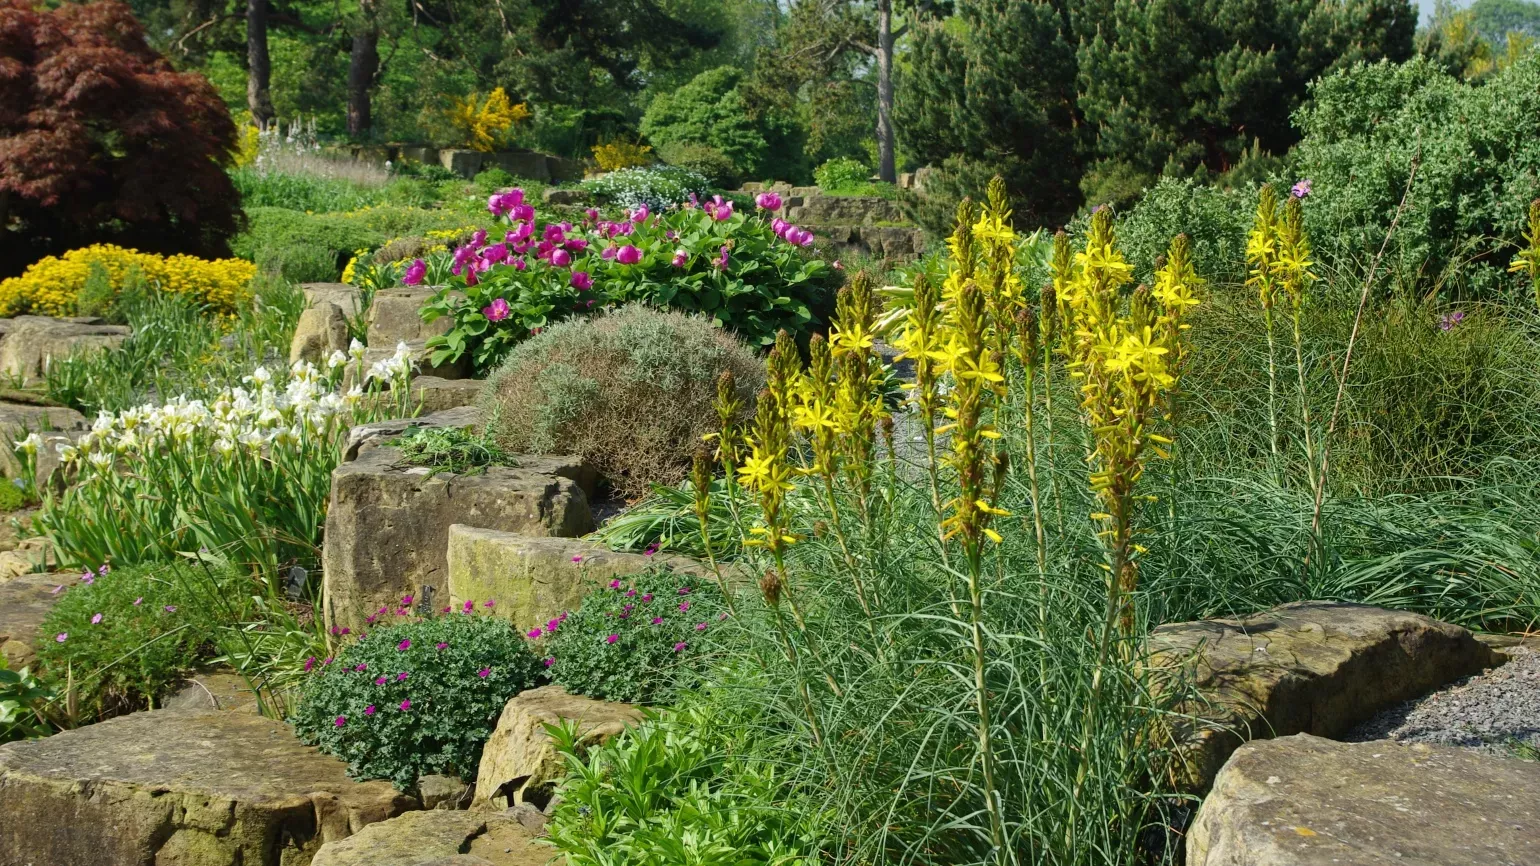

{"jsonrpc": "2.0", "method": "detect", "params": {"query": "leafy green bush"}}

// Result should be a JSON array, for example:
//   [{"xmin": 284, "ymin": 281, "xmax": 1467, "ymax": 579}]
[
  {"xmin": 232, "ymin": 207, "xmax": 384, "ymax": 281},
  {"xmin": 640, "ymin": 66, "xmax": 805, "ymax": 184},
  {"xmin": 654, "ymin": 141, "xmax": 739, "ymax": 188},
  {"xmin": 1115, "ymin": 176, "xmax": 1251, "ymax": 284},
  {"xmin": 391, "ymin": 425, "xmax": 517, "ymax": 477},
  {"xmin": 536, "ymin": 568, "xmax": 726, "ymax": 704},
  {"xmin": 36, "ymin": 561, "xmax": 242, "ymax": 719},
  {"xmin": 0, "ymin": 657, "xmax": 52, "ymax": 743},
  {"xmin": 546, "ymin": 703, "xmax": 821, "ymax": 866},
  {"xmin": 581, "ymin": 166, "xmax": 712, "ymax": 211},
  {"xmin": 291, "ymin": 614, "xmax": 544, "ymax": 789},
  {"xmin": 231, "ymin": 167, "xmax": 395, "ymax": 213},
  {"xmin": 814, "ymin": 157, "xmax": 870, "ymax": 192},
  {"xmin": 481, "ymin": 304, "xmax": 763, "ymax": 497},
  {"xmin": 1293, "ymin": 53, "xmax": 1540, "ymax": 298}
]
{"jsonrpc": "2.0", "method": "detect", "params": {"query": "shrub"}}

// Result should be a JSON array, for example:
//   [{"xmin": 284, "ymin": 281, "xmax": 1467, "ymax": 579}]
[
  {"xmin": 0, "ymin": 245, "xmax": 255, "ymax": 318},
  {"xmin": 481, "ymin": 305, "xmax": 763, "ymax": 497},
  {"xmin": 653, "ymin": 141, "xmax": 739, "ymax": 187},
  {"xmin": 640, "ymin": 66, "xmax": 803, "ymax": 182},
  {"xmin": 1115, "ymin": 177, "xmax": 1251, "ymax": 284},
  {"xmin": 0, "ymin": 0, "xmax": 241, "ymax": 279},
  {"xmin": 291, "ymin": 613, "xmax": 545, "ymax": 789},
  {"xmin": 232, "ymin": 207, "xmax": 384, "ymax": 281},
  {"xmin": 1293, "ymin": 53, "xmax": 1540, "ymax": 298},
  {"xmin": 591, "ymin": 140, "xmax": 653, "ymax": 172},
  {"xmin": 439, "ymin": 87, "xmax": 529, "ymax": 152},
  {"xmin": 537, "ymin": 568, "xmax": 727, "ymax": 704},
  {"xmin": 421, "ymin": 193, "xmax": 838, "ymax": 373},
  {"xmin": 36, "ymin": 561, "xmax": 242, "ymax": 720},
  {"xmin": 581, "ymin": 166, "xmax": 712, "ymax": 211},
  {"xmin": 0, "ymin": 656, "xmax": 53, "ymax": 743},
  {"xmin": 814, "ymin": 157, "xmax": 870, "ymax": 192},
  {"xmin": 390, "ymin": 426, "xmax": 517, "ymax": 477}
]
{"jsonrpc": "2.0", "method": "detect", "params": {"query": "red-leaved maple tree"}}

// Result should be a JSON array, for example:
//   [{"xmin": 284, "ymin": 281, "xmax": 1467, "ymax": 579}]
[{"xmin": 0, "ymin": 0, "xmax": 240, "ymax": 277}]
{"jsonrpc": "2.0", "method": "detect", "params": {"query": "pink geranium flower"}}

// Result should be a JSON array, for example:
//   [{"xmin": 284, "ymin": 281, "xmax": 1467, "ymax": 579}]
[
  {"xmin": 397, "ymin": 638, "xmax": 411, "ymax": 651},
  {"xmin": 606, "ymin": 634, "xmax": 619, "ymax": 644}
]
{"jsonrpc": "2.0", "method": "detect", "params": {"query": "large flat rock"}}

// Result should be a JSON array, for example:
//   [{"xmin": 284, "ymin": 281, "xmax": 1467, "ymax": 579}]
[
  {"xmin": 0, "ymin": 315, "xmax": 130, "ymax": 384},
  {"xmin": 312, "ymin": 808, "xmax": 561, "ymax": 866},
  {"xmin": 366, "ymin": 287, "xmax": 454, "ymax": 347},
  {"xmin": 0, "ymin": 709, "xmax": 416, "ymax": 866},
  {"xmin": 473, "ymin": 685, "xmax": 642, "ymax": 810},
  {"xmin": 322, "ymin": 447, "xmax": 596, "ymax": 633},
  {"xmin": 1151, "ymin": 601, "xmax": 1500, "ymax": 794},
  {"xmin": 0, "ymin": 571, "xmax": 67, "ymax": 668},
  {"xmin": 1188, "ymin": 734, "xmax": 1540, "ymax": 866},
  {"xmin": 446, "ymin": 529, "xmax": 711, "ymax": 635}
]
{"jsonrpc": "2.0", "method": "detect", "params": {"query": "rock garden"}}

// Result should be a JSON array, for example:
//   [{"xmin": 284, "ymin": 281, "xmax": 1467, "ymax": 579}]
[{"xmin": 7, "ymin": 4, "xmax": 1540, "ymax": 864}]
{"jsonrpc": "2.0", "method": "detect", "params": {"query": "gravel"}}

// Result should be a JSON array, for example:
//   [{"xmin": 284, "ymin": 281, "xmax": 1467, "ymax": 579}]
[{"xmin": 1344, "ymin": 646, "xmax": 1540, "ymax": 759}]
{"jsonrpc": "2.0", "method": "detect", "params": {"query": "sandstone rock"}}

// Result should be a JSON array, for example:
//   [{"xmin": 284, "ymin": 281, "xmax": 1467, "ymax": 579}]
[
  {"xmin": 0, "ymin": 572, "xmax": 66, "ymax": 668},
  {"xmin": 418, "ymin": 774, "xmax": 472, "ymax": 810},
  {"xmin": 0, "ymin": 316, "xmax": 131, "ymax": 384},
  {"xmin": 367, "ymin": 287, "xmax": 455, "ymax": 347},
  {"xmin": 807, "ymin": 225, "xmax": 927, "ymax": 262},
  {"xmin": 446, "ymin": 529, "xmax": 711, "ymax": 634},
  {"xmin": 0, "ymin": 709, "xmax": 415, "ymax": 866},
  {"xmin": 0, "ymin": 535, "xmax": 52, "ymax": 578},
  {"xmin": 343, "ymin": 405, "xmax": 485, "ymax": 462},
  {"xmin": 784, "ymin": 194, "xmax": 905, "ymax": 226},
  {"xmin": 312, "ymin": 808, "xmax": 561, "ymax": 866},
  {"xmin": 322, "ymin": 447, "xmax": 596, "ymax": 632},
  {"xmin": 0, "ymin": 506, "xmax": 36, "ymax": 552},
  {"xmin": 161, "ymin": 670, "xmax": 263, "ymax": 714},
  {"xmin": 1475, "ymin": 631, "xmax": 1540, "ymax": 662},
  {"xmin": 0, "ymin": 399, "xmax": 88, "ymax": 486},
  {"xmin": 1187, "ymin": 734, "xmax": 1540, "ymax": 866},
  {"xmin": 474, "ymin": 686, "xmax": 643, "ymax": 810},
  {"xmin": 541, "ymin": 188, "xmax": 586, "ymax": 206},
  {"xmin": 301, "ymin": 283, "xmax": 365, "ymax": 318},
  {"xmin": 412, "ymin": 376, "xmax": 485, "ymax": 414},
  {"xmin": 291, "ymin": 301, "xmax": 352, "ymax": 365},
  {"xmin": 1151, "ymin": 601, "xmax": 1501, "ymax": 794}
]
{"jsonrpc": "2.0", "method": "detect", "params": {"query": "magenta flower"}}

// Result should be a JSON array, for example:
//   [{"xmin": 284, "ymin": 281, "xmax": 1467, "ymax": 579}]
[
  {"xmin": 714, "ymin": 245, "xmax": 730, "ymax": 270},
  {"xmin": 91, "ymin": 612, "xmax": 103, "ymax": 624},
  {"xmin": 396, "ymin": 671, "xmax": 409, "ymax": 681},
  {"xmin": 1291, "ymin": 179, "xmax": 1312, "ymax": 199},
  {"xmin": 478, "ymin": 667, "xmax": 491, "ymax": 678},
  {"xmin": 484, "ymin": 600, "xmax": 495, "ymax": 609},
  {"xmin": 571, "ymin": 555, "xmax": 584, "ymax": 563},
  {"xmin": 651, "ymin": 616, "xmax": 664, "ymax": 625},
  {"xmin": 463, "ymin": 600, "xmax": 475, "ymax": 613},
  {"xmin": 483, "ymin": 298, "xmax": 511, "ymax": 323},
  {"xmin": 399, "ymin": 699, "xmax": 412, "ymax": 711},
  {"xmin": 80, "ymin": 573, "xmax": 94, "ymax": 585},
  {"xmin": 355, "ymin": 663, "xmax": 367, "ymax": 671},
  {"xmin": 584, "ymin": 207, "xmax": 599, "ymax": 223},
  {"xmin": 609, "ymin": 579, "xmax": 621, "ymax": 589},
  {"xmin": 670, "ymin": 249, "xmax": 688, "ymax": 268},
  {"xmin": 678, "ymin": 586, "xmax": 692, "ymax": 595},
  {"xmin": 375, "ymin": 676, "xmax": 387, "ymax": 685},
  {"xmin": 695, "ymin": 622, "xmax": 707, "ymax": 631},
  {"xmin": 364, "ymin": 704, "xmax": 376, "ymax": 716},
  {"xmin": 334, "ymin": 716, "xmax": 346, "ymax": 727},
  {"xmin": 718, "ymin": 611, "xmax": 729, "ymax": 620},
  {"xmin": 527, "ymin": 628, "xmax": 542, "ymax": 639},
  {"xmin": 304, "ymin": 656, "xmax": 316, "ymax": 672},
  {"xmin": 564, "ymin": 238, "xmax": 589, "ymax": 253},
  {"xmin": 472, "ymin": 229, "xmax": 488, "ymax": 248},
  {"xmin": 543, "ymin": 656, "xmax": 555, "ymax": 667},
  {"xmin": 403, "ymin": 258, "xmax": 427, "ymax": 286},
  {"xmin": 679, "ymin": 602, "xmax": 690, "ymax": 612},
  {"xmin": 641, "ymin": 593, "xmax": 653, "ymax": 602},
  {"xmin": 132, "ymin": 596, "xmax": 141, "ymax": 605},
  {"xmin": 1440, "ymin": 310, "xmax": 1466, "ymax": 331},
  {"xmin": 98, "ymin": 563, "xmax": 110, "ymax": 575},
  {"xmin": 397, "ymin": 638, "xmax": 411, "ymax": 651},
  {"xmin": 755, "ymin": 191, "xmax": 783, "ymax": 211},
  {"xmin": 550, "ymin": 248, "xmax": 572, "ymax": 268},
  {"xmin": 51, "ymin": 585, "xmax": 63, "ymax": 595},
  {"xmin": 710, "ymin": 200, "xmax": 733, "ymax": 221},
  {"xmin": 55, "ymin": 632, "xmax": 67, "ymax": 643},
  {"xmin": 644, "ymin": 543, "xmax": 659, "ymax": 557},
  {"xmin": 547, "ymin": 618, "xmax": 561, "ymax": 632},
  {"xmin": 606, "ymin": 633, "xmax": 619, "ymax": 644},
  {"xmin": 163, "ymin": 605, "xmax": 177, "ymax": 613},
  {"xmin": 570, "ymin": 271, "xmax": 593, "ymax": 291},
  {"xmin": 616, "ymin": 245, "xmax": 642, "ymax": 265},
  {"xmin": 772, "ymin": 218, "xmax": 788, "ymax": 236},
  {"xmin": 435, "ymin": 642, "xmax": 448, "ymax": 650},
  {"xmin": 673, "ymin": 641, "xmax": 687, "ymax": 652}
]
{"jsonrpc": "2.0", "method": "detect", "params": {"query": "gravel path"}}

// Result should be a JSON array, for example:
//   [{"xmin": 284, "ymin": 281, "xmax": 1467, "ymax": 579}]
[{"xmin": 1343, "ymin": 647, "xmax": 1540, "ymax": 758}]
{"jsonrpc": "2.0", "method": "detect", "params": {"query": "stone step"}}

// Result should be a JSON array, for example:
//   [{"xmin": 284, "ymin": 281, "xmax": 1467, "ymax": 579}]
[
  {"xmin": 0, "ymin": 709, "xmax": 416, "ymax": 866},
  {"xmin": 1188, "ymin": 734, "xmax": 1540, "ymax": 865}
]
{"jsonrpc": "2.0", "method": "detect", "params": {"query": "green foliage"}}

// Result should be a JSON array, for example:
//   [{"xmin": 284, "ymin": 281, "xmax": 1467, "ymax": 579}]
[
  {"xmin": 481, "ymin": 304, "xmax": 764, "ymax": 497},
  {"xmin": 36, "ymin": 561, "xmax": 243, "ymax": 720},
  {"xmin": 43, "ymin": 276, "xmax": 305, "ymax": 416},
  {"xmin": 1292, "ymin": 53, "xmax": 1540, "ymax": 298},
  {"xmin": 653, "ymin": 141, "xmax": 740, "ymax": 188},
  {"xmin": 233, "ymin": 203, "xmax": 484, "ymax": 282},
  {"xmin": 546, "ymin": 703, "xmax": 821, "ymax": 866},
  {"xmin": 538, "ymin": 569, "xmax": 727, "ymax": 704},
  {"xmin": 0, "ymin": 479, "xmax": 30, "ymax": 514},
  {"xmin": 591, "ymin": 477, "xmax": 755, "ymax": 559},
  {"xmin": 641, "ymin": 67, "xmax": 805, "ymax": 184},
  {"xmin": 0, "ymin": 657, "xmax": 52, "ymax": 743},
  {"xmin": 390, "ymin": 425, "xmax": 517, "ymax": 477},
  {"xmin": 581, "ymin": 166, "xmax": 712, "ymax": 211},
  {"xmin": 291, "ymin": 614, "xmax": 544, "ymax": 789},
  {"xmin": 1115, "ymin": 177, "xmax": 1252, "ymax": 285},
  {"xmin": 813, "ymin": 157, "xmax": 870, "ymax": 192}
]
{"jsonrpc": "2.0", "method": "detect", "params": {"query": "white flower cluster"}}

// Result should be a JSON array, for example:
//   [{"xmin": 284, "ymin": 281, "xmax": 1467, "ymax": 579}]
[
  {"xmin": 581, "ymin": 167, "xmax": 710, "ymax": 211},
  {"xmin": 24, "ymin": 342, "xmax": 415, "ymax": 470}
]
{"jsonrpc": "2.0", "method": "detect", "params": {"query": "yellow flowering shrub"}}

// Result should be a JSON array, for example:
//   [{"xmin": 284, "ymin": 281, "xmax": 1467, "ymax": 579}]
[
  {"xmin": 591, "ymin": 140, "xmax": 653, "ymax": 171},
  {"xmin": 444, "ymin": 88, "xmax": 529, "ymax": 152},
  {"xmin": 0, "ymin": 245, "xmax": 256, "ymax": 317}
]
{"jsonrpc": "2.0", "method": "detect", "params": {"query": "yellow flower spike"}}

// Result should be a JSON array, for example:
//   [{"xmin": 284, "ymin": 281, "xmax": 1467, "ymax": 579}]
[{"xmin": 1511, "ymin": 198, "xmax": 1540, "ymax": 312}]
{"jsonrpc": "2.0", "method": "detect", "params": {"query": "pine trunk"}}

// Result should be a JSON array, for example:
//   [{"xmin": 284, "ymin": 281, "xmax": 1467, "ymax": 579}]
[
  {"xmin": 245, "ymin": 0, "xmax": 274, "ymax": 127},
  {"xmin": 875, "ymin": 0, "xmax": 897, "ymax": 183}
]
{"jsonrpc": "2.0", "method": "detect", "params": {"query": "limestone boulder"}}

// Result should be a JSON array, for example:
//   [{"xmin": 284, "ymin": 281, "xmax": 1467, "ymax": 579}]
[
  {"xmin": 312, "ymin": 808, "xmax": 561, "ymax": 866},
  {"xmin": 418, "ymin": 774, "xmax": 472, "ymax": 810},
  {"xmin": 290, "ymin": 301, "xmax": 352, "ymax": 365},
  {"xmin": 473, "ymin": 685, "xmax": 643, "ymax": 810},
  {"xmin": 808, "ymin": 225, "xmax": 927, "ymax": 262},
  {"xmin": 301, "ymin": 283, "xmax": 365, "ymax": 318},
  {"xmin": 367, "ymin": 287, "xmax": 455, "ymax": 347},
  {"xmin": 783, "ymin": 194, "xmax": 904, "ymax": 226},
  {"xmin": 1151, "ymin": 601, "xmax": 1501, "ymax": 794},
  {"xmin": 411, "ymin": 376, "xmax": 485, "ymax": 414},
  {"xmin": 1187, "ymin": 734, "xmax": 1540, "ymax": 866},
  {"xmin": 0, "ymin": 535, "xmax": 53, "ymax": 578},
  {"xmin": 0, "ymin": 572, "xmax": 66, "ymax": 668},
  {"xmin": 541, "ymin": 188, "xmax": 586, "ymax": 206},
  {"xmin": 161, "ymin": 670, "xmax": 263, "ymax": 714},
  {"xmin": 0, "ymin": 709, "xmax": 415, "ymax": 866},
  {"xmin": 322, "ymin": 447, "xmax": 596, "ymax": 633},
  {"xmin": 0, "ymin": 316, "xmax": 131, "ymax": 384},
  {"xmin": 446, "ymin": 529, "xmax": 711, "ymax": 634},
  {"xmin": 0, "ymin": 398, "xmax": 88, "ymax": 485}
]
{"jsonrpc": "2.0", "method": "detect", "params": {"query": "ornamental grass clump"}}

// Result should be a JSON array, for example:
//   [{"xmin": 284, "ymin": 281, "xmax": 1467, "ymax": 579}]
[
  {"xmin": 481, "ymin": 304, "xmax": 763, "ymax": 497},
  {"xmin": 292, "ymin": 610, "xmax": 544, "ymax": 790},
  {"xmin": 537, "ymin": 568, "xmax": 727, "ymax": 704}
]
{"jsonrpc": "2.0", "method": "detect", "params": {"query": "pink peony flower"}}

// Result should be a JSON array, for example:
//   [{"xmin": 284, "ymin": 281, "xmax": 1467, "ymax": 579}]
[
  {"xmin": 564, "ymin": 237, "xmax": 589, "ymax": 253},
  {"xmin": 631, "ymin": 204, "xmax": 650, "ymax": 223},
  {"xmin": 483, "ymin": 298, "xmax": 511, "ymax": 322},
  {"xmin": 616, "ymin": 245, "xmax": 642, "ymax": 265},
  {"xmin": 403, "ymin": 258, "xmax": 427, "ymax": 286},
  {"xmin": 471, "ymin": 229, "xmax": 488, "ymax": 248},
  {"xmin": 549, "ymin": 248, "xmax": 572, "ymax": 268},
  {"xmin": 570, "ymin": 271, "xmax": 593, "ymax": 291},
  {"xmin": 755, "ymin": 191, "xmax": 783, "ymax": 211},
  {"xmin": 670, "ymin": 249, "xmax": 688, "ymax": 268},
  {"xmin": 584, "ymin": 207, "xmax": 599, "ymax": 223}
]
